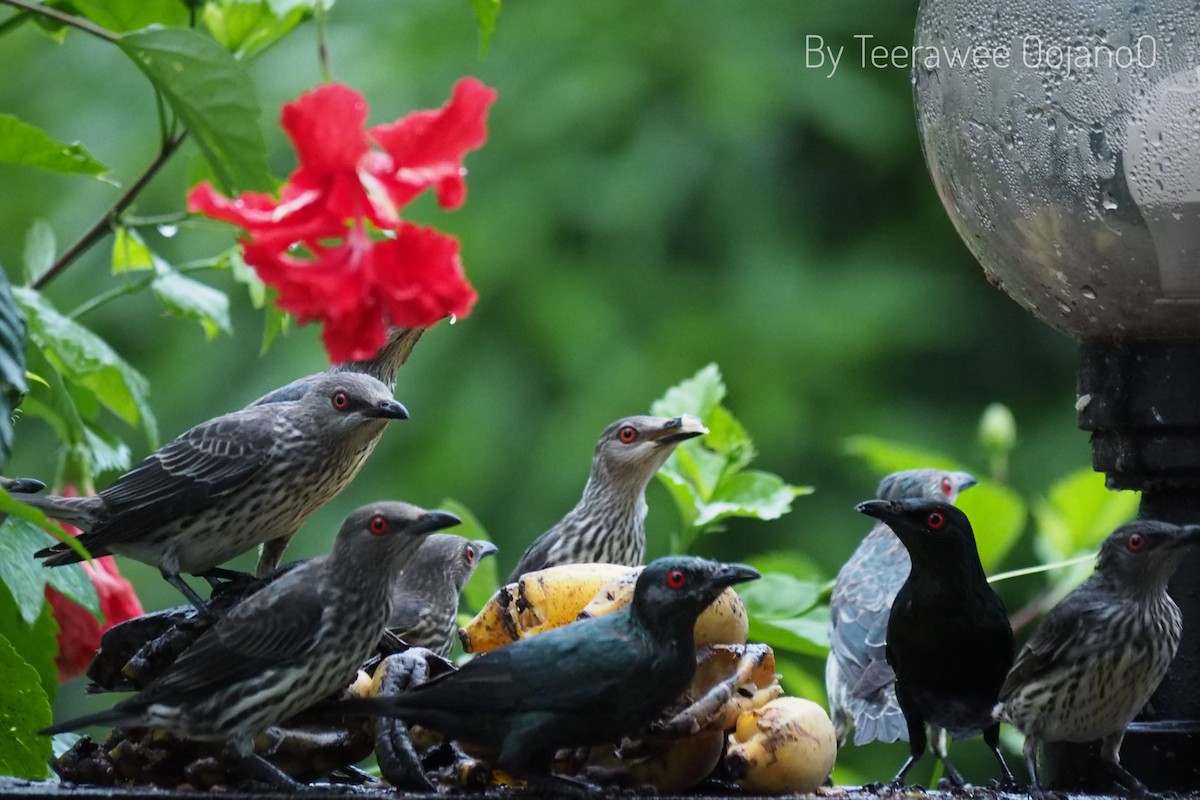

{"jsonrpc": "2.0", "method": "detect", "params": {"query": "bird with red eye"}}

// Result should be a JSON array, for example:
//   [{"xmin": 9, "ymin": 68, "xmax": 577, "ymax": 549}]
[
  {"xmin": 665, "ymin": 568, "xmax": 687, "ymax": 589},
  {"xmin": 826, "ymin": 469, "xmax": 977, "ymax": 752},
  {"xmin": 997, "ymin": 519, "xmax": 1200, "ymax": 799},
  {"xmin": 855, "ymin": 497, "xmax": 1015, "ymax": 789},
  {"xmin": 332, "ymin": 390, "xmax": 351, "ymax": 411},
  {"xmin": 386, "ymin": 533, "xmax": 498, "ymax": 658},
  {"xmin": 506, "ymin": 414, "xmax": 708, "ymax": 582}
]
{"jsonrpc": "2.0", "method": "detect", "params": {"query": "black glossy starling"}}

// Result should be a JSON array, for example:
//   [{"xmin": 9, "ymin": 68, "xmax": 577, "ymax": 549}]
[
  {"xmin": 828, "ymin": 469, "xmax": 977, "ymax": 747},
  {"xmin": 387, "ymin": 533, "xmax": 498, "ymax": 657},
  {"xmin": 40, "ymin": 501, "xmax": 461, "ymax": 789},
  {"xmin": 24, "ymin": 373, "xmax": 409, "ymax": 609},
  {"xmin": 507, "ymin": 415, "xmax": 707, "ymax": 582},
  {"xmin": 996, "ymin": 520, "xmax": 1200, "ymax": 798},
  {"xmin": 342, "ymin": 555, "xmax": 759, "ymax": 793},
  {"xmin": 856, "ymin": 498, "xmax": 1015, "ymax": 788}
]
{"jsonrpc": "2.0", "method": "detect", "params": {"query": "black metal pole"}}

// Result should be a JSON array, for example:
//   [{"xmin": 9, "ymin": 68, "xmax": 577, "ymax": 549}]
[{"xmin": 1049, "ymin": 340, "xmax": 1200, "ymax": 790}]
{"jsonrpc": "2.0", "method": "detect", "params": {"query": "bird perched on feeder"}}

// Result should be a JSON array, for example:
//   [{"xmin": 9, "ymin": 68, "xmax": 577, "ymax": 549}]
[
  {"xmin": 340, "ymin": 555, "xmax": 759, "ymax": 794},
  {"xmin": 387, "ymin": 533, "xmax": 498, "ymax": 657},
  {"xmin": 24, "ymin": 373, "xmax": 409, "ymax": 610},
  {"xmin": 506, "ymin": 415, "xmax": 707, "ymax": 582},
  {"xmin": 856, "ymin": 498, "xmax": 1015, "ymax": 788},
  {"xmin": 39, "ymin": 502, "xmax": 461, "ymax": 790},
  {"xmin": 996, "ymin": 520, "xmax": 1200, "ymax": 799},
  {"xmin": 827, "ymin": 469, "xmax": 977, "ymax": 747}
]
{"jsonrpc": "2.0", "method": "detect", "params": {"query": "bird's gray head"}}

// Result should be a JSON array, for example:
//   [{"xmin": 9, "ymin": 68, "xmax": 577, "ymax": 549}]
[
  {"xmin": 631, "ymin": 556, "xmax": 758, "ymax": 637},
  {"xmin": 1095, "ymin": 520, "xmax": 1200, "ymax": 593},
  {"xmin": 333, "ymin": 501, "xmax": 462, "ymax": 574},
  {"xmin": 876, "ymin": 469, "xmax": 977, "ymax": 504},
  {"xmin": 856, "ymin": 498, "xmax": 980, "ymax": 565},
  {"xmin": 295, "ymin": 373, "xmax": 409, "ymax": 441},
  {"xmin": 590, "ymin": 415, "xmax": 708, "ymax": 487},
  {"xmin": 400, "ymin": 533, "xmax": 498, "ymax": 594}
]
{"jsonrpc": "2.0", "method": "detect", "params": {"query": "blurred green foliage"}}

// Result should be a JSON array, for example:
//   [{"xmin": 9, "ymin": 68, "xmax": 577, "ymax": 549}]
[{"xmin": 0, "ymin": 0, "xmax": 1122, "ymax": 786}]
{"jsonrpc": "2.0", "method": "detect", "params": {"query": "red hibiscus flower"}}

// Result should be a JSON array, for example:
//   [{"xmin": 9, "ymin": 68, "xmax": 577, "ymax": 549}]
[{"xmin": 188, "ymin": 78, "xmax": 496, "ymax": 363}]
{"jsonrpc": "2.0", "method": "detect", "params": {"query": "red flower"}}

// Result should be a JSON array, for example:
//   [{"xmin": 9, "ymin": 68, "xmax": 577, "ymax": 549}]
[
  {"xmin": 46, "ymin": 551, "xmax": 143, "ymax": 683},
  {"xmin": 188, "ymin": 78, "xmax": 496, "ymax": 363}
]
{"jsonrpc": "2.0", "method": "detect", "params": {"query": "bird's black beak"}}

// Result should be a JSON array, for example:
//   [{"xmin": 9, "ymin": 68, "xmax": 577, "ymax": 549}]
[
  {"xmin": 408, "ymin": 510, "xmax": 462, "ymax": 536},
  {"xmin": 1171, "ymin": 525, "xmax": 1200, "ymax": 548},
  {"xmin": 476, "ymin": 541, "xmax": 499, "ymax": 560},
  {"xmin": 2, "ymin": 477, "xmax": 46, "ymax": 495},
  {"xmin": 367, "ymin": 399, "xmax": 410, "ymax": 420},
  {"xmin": 856, "ymin": 499, "xmax": 910, "ymax": 532},
  {"xmin": 652, "ymin": 414, "xmax": 709, "ymax": 445},
  {"xmin": 709, "ymin": 562, "xmax": 760, "ymax": 588}
]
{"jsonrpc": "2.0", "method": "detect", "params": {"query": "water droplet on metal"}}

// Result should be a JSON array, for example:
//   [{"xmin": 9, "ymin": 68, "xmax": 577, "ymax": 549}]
[{"xmin": 1081, "ymin": 285, "xmax": 1097, "ymax": 299}]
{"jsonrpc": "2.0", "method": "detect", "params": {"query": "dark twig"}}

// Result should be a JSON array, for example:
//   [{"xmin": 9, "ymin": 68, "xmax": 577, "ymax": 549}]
[
  {"xmin": 0, "ymin": 0, "xmax": 117, "ymax": 43},
  {"xmin": 33, "ymin": 130, "xmax": 188, "ymax": 291}
]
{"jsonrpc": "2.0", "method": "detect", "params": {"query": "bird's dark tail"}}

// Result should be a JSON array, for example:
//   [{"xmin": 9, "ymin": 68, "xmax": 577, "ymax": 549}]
[
  {"xmin": 39, "ymin": 707, "xmax": 135, "ymax": 736},
  {"xmin": 20, "ymin": 493, "xmax": 100, "ymax": 532}
]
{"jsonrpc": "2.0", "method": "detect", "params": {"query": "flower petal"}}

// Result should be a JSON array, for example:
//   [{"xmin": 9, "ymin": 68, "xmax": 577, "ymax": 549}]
[
  {"xmin": 369, "ymin": 224, "xmax": 477, "ymax": 328},
  {"xmin": 282, "ymin": 83, "xmax": 372, "ymax": 177}
]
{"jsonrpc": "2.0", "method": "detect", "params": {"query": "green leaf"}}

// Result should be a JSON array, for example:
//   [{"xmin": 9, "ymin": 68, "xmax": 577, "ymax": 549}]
[
  {"xmin": 0, "ymin": 516, "xmax": 98, "ymax": 624},
  {"xmin": 23, "ymin": 220, "xmax": 56, "ymax": 284},
  {"xmin": 0, "ymin": 114, "xmax": 110, "ymax": 180},
  {"xmin": 69, "ymin": 0, "xmax": 188, "ymax": 32},
  {"xmin": 0, "ymin": 588, "xmax": 60, "ymax": 703},
  {"xmin": 469, "ymin": 0, "xmax": 500, "ymax": 57},
  {"xmin": 0, "ymin": 271, "xmax": 27, "ymax": 468},
  {"xmin": 437, "ymin": 498, "xmax": 497, "ymax": 614},
  {"xmin": 957, "ymin": 481, "xmax": 1027, "ymax": 571},
  {"xmin": 119, "ymin": 28, "xmax": 272, "ymax": 193},
  {"xmin": 739, "ymin": 572, "xmax": 821, "ymax": 619},
  {"xmin": 650, "ymin": 362, "xmax": 725, "ymax": 421},
  {"xmin": 111, "ymin": 227, "xmax": 155, "ymax": 273},
  {"xmin": 1033, "ymin": 468, "xmax": 1139, "ymax": 561},
  {"xmin": 0, "ymin": 630, "xmax": 52, "ymax": 778},
  {"xmin": 0, "ymin": 488, "xmax": 89, "ymax": 563},
  {"xmin": 747, "ymin": 550, "xmax": 828, "ymax": 583},
  {"xmin": 696, "ymin": 470, "xmax": 811, "ymax": 528},
  {"xmin": 15, "ymin": 287, "xmax": 156, "ymax": 442},
  {"xmin": 747, "ymin": 608, "xmax": 830, "ymax": 657},
  {"xmin": 151, "ymin": 271, "xmax": 232, "ymax": 340},
  {"xmin": 843, "ymin": 434, "xmax": 964, "ymax": 474},
  {"xmin": 202, "ymin": 0, "xmax": 308, "ymax": 59}
]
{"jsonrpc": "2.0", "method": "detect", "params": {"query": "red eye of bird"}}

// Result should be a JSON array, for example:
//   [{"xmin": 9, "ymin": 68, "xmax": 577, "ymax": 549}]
[
  {"xmin": 927, "ymin": 511, "xmax": 946, "ymax": 530},
  {"xmin": 1128, "ymin": 533, "xmax": 1145, "ymax": 552},
  {"xmin": 465, "ymin": 546, "xmax": 476, "ymax": 564},
  {"xmin": 618, "ymin": 425, "xmax": 638, "ymax": 443},
  {"xmin": 941, "ymin": 478, "xmax": 953, "ymax": 496},
  {"xmin": 666, "ymin": 569, "xmax": 687, "ymax": 589},
  {"xmin": 332, "ymin": 391, "xmax": 350, "ymax": 411},
  {"xmin": 369, "ymin": 515, "xmax": 387, "ymax": 535}
]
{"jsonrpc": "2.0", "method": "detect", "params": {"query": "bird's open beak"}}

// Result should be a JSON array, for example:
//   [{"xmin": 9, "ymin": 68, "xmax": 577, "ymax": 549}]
[
  {"xmin": 710, "ymin": 562, "xmax": 760, "ymax": 588},
  {"xmin": 651, "ymin": 414, "xmax": 709, "ymax": 445},
  {"xmin": 367, "ymin": 399, "xmax": 410, "ymax": 420},
  {"xmin": 408, "ymin": 510, "xmax": 462, "ymax": 536},
  {"xmin": 476, "ymin": 541, "xmax": 499, "ymax": 560}
]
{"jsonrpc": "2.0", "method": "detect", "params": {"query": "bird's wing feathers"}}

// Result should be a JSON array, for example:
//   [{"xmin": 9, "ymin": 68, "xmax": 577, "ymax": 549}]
[
  {"xmin": 136, "ymin": 564, "xmax": 327, "ymax": 702},
  {"xmin": 829, "ymin": 527, "xmax": 907, "ymax": 693},
  {"xmin": 89, "ymin": 411, "xmax": 278, "ymax": 547},
  {"xmin": 387, "ymin": 596, "xmax": 434, "ymax": 638},
  {"xmin": 999, "ymin": 593, "xmax": 1093, "ymax": 701}
]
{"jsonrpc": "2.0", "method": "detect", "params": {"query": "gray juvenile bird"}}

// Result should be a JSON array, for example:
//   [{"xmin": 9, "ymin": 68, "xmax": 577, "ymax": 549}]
[
  {"xmin": 827, "ymin": 469, "xmax": 977, "ymax": 747},
  {"xmin": 340, "ymin": 555, "xmax": 759, "ymax": 794},
  {"xmin": 25, "ymin": 373, "xmax": 409, "ymax": 609},
  {"xmin": 995, "ymin": 520, "xmax": 1200, "ymax": 798},
  {"xmin": 387, "ymin": 533, "xmax": 498, "ymax": 657},
  {"xmin": 40, "ymin": 501, "xmax": 461, "ymax": 789},
  {"xmin": 249, "ymin": 327, "xmax": 423, "ymax": 574},
  {"xmin": 506, "ymin": 414, "xmax": 707, "ymax": 582},
  {"xmin": 857, "ymin": 498, "xmax": 1015, "ymax": 789}
]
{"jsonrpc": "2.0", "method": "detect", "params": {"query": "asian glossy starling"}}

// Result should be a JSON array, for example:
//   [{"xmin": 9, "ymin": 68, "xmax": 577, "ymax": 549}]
[
  {"xmin": 342, "ymin": 555, "xmax": 759, "ymax": 794},
  {"xmin": 856, "ymin": 498, "xmax": 1015, "ymax": 788},
  {"xmin": 387, "ymin": 533, "xmax": 498, "ymax": 657},
  {"xmin": 996, "ymin": 520, "xmax": 1200, "ymax": 798},
  {"xmin": 24, "ymin": 373, "xmax": 409, "ymax": 609},
  {"xmin": 506, "ymin": 415, "xmax": 707, "ymax": 582},
  {"xmin": 828, "ymin": 469, "xmax": 977, "ymax": 748},
  {"xmin": 40, "ymin": 501, "xmax": 461, "ymax": 789}
]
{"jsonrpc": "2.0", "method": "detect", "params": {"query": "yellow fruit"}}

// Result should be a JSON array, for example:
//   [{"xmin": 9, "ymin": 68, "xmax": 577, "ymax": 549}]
[
  {"xmin": 725, "ymin": 696, "xmax": 837, "ymax": 794},
  {"xmin": 577, "ymin": 729, "xmax": 725, "ymax": 792},
  {"xmin": 580, "ymin": 568, "xmax": 749, "ymax": 646}
]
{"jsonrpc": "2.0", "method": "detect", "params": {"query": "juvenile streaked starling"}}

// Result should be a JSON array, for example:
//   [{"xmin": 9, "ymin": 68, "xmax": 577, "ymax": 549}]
[
  {"xmin": 827, "ymin": 469, "xmax": 977, "ymax": 747},
  {"xmin": 995, "ymin": 520, "xmax": 1200, "ymax": 798},
  {"xmin": 857, "ymin": 498, "xmax": 1015, "ymax": 788},
  {"xmin": 24, "ymin": 373, "xmax": 409, "ymax": 609},
  {"xmin": 40, "ymin": 501, "xmax": 461, "ymax": 789},
  {"xmin": 341, "ymin": 556, "xmax": 759, "ymax": 794},
  {"xmin": 387, "ymin": 533, "xmax": 498, "ymax": 657},
  {"xmin": 507, "ymin": 415, "xmax": 707, "ymax": 582}
]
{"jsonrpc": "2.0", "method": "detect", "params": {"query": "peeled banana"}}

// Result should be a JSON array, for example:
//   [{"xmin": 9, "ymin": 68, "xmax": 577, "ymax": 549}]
[{"xmin": 724, "ymin": 696, "xmax": 838, "ymax": 794}]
